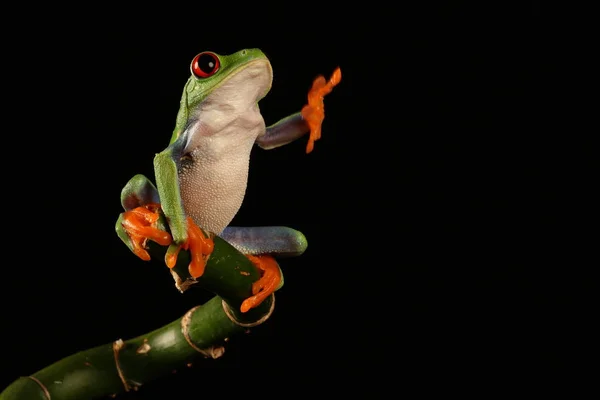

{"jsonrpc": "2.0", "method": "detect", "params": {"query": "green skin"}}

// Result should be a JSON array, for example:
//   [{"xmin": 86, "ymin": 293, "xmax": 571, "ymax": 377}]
[
  {"xmin": 0, "ymin": 49, "xmax": 335, "ymax": 400},
  {"xmin": 116, "ymin": 48, "xmax": 314, "ymax": 271}
]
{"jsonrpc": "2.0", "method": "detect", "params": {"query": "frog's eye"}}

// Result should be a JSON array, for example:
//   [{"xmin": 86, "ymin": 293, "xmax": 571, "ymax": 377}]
[{"xmin": 191, "ymin": 52, "xmax": 220, "ymax": 78}]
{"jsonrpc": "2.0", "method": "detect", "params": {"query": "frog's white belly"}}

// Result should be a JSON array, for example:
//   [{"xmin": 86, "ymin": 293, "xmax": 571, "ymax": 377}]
[
  {"xmin": 178, "ymin": 104, "xmax": 266, "ymax": 235},
  {"xmin": 177, "ymin": 58, "xmax": 272, "ymax": 235},
  {"xmin": 179, "ymin": 133, "xmax": 257, "ymax": 235}
]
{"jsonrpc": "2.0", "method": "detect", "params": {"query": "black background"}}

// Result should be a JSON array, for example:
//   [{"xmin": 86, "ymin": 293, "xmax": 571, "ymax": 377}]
[{"xmin": 1, "ymin": 2, "xmax": 594, "ymax": 397}]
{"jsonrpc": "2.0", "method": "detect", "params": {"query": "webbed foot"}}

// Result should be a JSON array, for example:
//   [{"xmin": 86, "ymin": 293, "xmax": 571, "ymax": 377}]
[
  {"xmin": 121, "ymin": 203, "xmax": 172, "ymax": 261},
  {"xmin": 240, "ymin": 254, "xmax": 282, "ymax": 313},
  {"xmin": 301, "ymin": 66, "xmax": 342, "ymax": 153},
  {"xmin": 165, "ymin": 217, "xmax": 214, "ymax": 279}
]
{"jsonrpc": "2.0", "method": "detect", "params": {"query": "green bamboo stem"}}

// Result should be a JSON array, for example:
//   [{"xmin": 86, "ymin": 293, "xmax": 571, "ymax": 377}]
[
  {"xmin": 147, "ymin": 234, "xmax": 281, "ymax": 325},
  {"xmin": 117, "ymin": 212, "xmax": 282, "ymax": 324},
  {"xmin": 1, "ymin": 227, "xmax": 279, "ymax": 399},
  {"xmin": 1, "ymin": 294, "xmax": 274, "ymax": 400}
]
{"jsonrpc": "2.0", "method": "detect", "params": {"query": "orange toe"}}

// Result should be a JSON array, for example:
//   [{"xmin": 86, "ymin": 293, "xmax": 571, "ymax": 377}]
[
  {"xmin": 121, "ymin": 204, "xmax": 172, "ymax": 260},
  {"xmin": 240, "ymin": 255, "xmax": 281, "ymax": 313},
  {"xmin": 301, "ymin": 67, "xmax": 341, "ymax": 153},
  {"xmin": 165, "ymin": 217, "xmax": 214, "ymax": 278}
]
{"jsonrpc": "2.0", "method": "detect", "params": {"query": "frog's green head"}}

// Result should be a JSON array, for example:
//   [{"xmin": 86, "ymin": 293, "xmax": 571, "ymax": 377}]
[{"xmin": 169, "ymin": 48, "xmax": 272, "ymax": 144}]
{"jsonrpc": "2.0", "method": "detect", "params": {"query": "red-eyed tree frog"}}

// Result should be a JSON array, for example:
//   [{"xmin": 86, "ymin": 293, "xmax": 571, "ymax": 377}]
[{"xmin": 116, "ymin": 48, "xmax": 340, "ymax": 313}]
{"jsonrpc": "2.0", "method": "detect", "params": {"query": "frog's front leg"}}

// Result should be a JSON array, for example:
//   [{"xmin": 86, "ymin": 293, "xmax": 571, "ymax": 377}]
[
  {"xmin": 154, "ymin": 146, "xmax": 215, "ymax": 279},
  {"xmin": 116, "ymin": 172, "xmax": 213, "ymax": 278},
  {"xmin": 116, "ymin": 174, "xmax": 173, "ymax": 261},
  {"xmin": 220, "ymin": 226, "xmax": 307, "ymax": 312},
  {"xmin": 257, "ymin": 67, "xmax": 341, "ymax": 153}
]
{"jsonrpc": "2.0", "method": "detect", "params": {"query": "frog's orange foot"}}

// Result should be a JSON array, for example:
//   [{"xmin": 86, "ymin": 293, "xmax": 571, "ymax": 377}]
[
  {"xmin": 301, "ymin": 66, "xmax": 342, "ymax": 153},
  {"xmin": 165, "ymin": 217, "xmax": 214, "ymax": 279},
  {"xmin": 121, "ymin": 203, "xmax": 172, "ymax": 261},
  {"xmin": 240, "ymin": 255, "xmax": 282, "ymax": 313}
]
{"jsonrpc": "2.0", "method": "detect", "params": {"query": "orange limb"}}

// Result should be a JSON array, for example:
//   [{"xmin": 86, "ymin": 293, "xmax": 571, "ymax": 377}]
[
  {"xmin": 121, "ymin": 203, "xmax": 172, "ymax": 260},
  {"xmin": 240, "ymin": 255, "xmax": 282, "ymax": 313},
  {"xmin": 301, "ymin": 66, "xmax": 342, "ymax": 153},
  {"xmin": 165, "ymin": 217, "xmax": 214, "ymax": 279}
]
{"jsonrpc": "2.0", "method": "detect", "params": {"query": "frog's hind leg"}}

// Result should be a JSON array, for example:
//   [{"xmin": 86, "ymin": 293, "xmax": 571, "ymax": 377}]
[
  {"xmin": 220, "ymin": 226, "xmax": 307, "ymax": 257},
  {"xmin": 220, "ymin": 226, "xmax": 308, "ymax": 312}
]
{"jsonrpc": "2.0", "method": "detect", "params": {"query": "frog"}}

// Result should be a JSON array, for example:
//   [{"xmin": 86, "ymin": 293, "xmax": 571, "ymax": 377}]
[{"xmin": 116, "ymin": 48, "xmax": 341, "ymax": 313}]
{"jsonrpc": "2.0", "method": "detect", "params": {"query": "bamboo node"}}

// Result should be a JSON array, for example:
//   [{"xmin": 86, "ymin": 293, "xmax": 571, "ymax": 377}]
[
  {"xmin": 28, "ymin": 376, "xmax": 51, "ymax": 400},
  {"xmin": 221, "ymin": 294, "xmax": 275, "ymax": 328},
  {"xmin": 113, "ymin": 339, "xmax": 131, "ymax": 392},
  {"xmin": 181, "ymin": 305, "xmax": 225, "ymax": 358}
]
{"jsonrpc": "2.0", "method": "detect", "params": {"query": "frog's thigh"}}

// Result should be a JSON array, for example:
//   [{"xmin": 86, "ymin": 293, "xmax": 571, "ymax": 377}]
[{"xmin": 220, "ymin": 226, "xmax": 307, "ymax": 257}]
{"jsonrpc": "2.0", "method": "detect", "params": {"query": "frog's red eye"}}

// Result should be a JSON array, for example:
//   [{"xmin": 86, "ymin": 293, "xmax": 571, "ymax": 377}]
[{"xmin": 191, "ymin": 52, "xmax": 220, "ymax": 78}]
